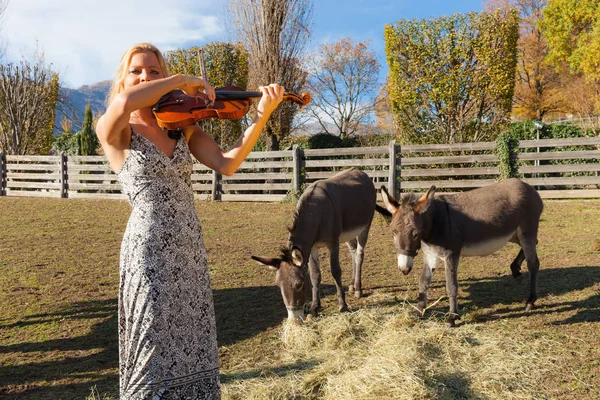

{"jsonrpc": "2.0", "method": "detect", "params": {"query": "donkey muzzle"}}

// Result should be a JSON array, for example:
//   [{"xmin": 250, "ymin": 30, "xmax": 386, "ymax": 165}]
[
  {"xmin": 397, "ymin": 254, "xmax": 413, "ymax": 275},
  {"xmin": 286, "ymin": 305, "xmax": 307, "ymax": 321}
]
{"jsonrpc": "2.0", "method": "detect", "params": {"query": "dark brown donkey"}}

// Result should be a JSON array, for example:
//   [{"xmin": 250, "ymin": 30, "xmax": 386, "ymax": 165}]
[
  {"xmin": 379, "ymin": 178, "xmax": 544, "ymax": 327},
  {"xmin": 252, "ymin": 168, "xmax": 378, "ymax": 321}
]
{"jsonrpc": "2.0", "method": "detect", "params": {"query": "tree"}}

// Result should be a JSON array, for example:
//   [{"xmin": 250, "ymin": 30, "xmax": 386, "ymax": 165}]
[
  {"xmin": 0, "ymin": 0, "xmax": 9, "ymax": 60},
  {"xmin": 374, "ymin": 77, "xmax": 399, "ymax": 135},
  {"xmin": 229, "ymin": 0, "xmax": 313, "ymax": 151},
  {"xmin": 540, "ymin": 0, "xmax": 600, "ymax": 81},
  {"xmin": 304, "ymin": 38, "xmax": 380, "ymax": 138},
  {"xmin": 540, "ymin": 0, "xmax": 600, "ymax": 113},
  {"xmin": 0, "ymin": 58, "xmax": 61, "ymax": 154},
  {"xmin": 385, "ymin": 10, "xmax": 519, "ymax": 144},
  {"xmin": 79, "ymin": 102, "xmax": 98, "ymax": 155},
  {"xmin": 486, "ymin": 0, "xmax": 565, "ymax": 120},
  {"xmin": 165, "ymin": 42, "xmax": 249, "ymax": 148}
]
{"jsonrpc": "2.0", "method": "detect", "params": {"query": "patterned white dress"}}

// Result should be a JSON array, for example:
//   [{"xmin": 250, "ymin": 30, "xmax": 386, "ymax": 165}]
[{"xmin": 116, "ymin": 128, "xmax": 220, "ymax": 399}]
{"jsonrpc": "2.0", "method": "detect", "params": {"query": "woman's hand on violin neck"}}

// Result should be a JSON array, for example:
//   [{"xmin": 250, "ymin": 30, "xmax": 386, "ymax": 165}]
[
  {"xmin": 180, "ymin": 74, "xmax": 216, "ymax": 102},
  {"xmin": 257, "ymin": 84, "xmax": 285, "ymax": 118}
]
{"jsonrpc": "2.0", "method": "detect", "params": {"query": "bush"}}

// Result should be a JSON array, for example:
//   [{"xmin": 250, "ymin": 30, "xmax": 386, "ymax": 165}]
[
  {"xmin": 496, "ymin": 132, "xmax": 519, "ymax": 180},
  {"xmin": 307, "ymin": 133, "xmax": 358, "ymax": 149},
  {"xmin": 52, "ymin": 132, "xmax": 80, "ymax": 155},
  {"xmin": 509, "ymin": 120, "xmax": 591, "ymax": 141}
]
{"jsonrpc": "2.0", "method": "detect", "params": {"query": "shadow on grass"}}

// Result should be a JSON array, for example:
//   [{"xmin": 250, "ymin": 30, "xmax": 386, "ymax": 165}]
[
  {"xmin": 364, "ymin": 265, "xmax": 600, "ymax": 326},
  {"xmin": 461, "ymin": 265, "xmax": 600, "ymax": 324},
  {"xmin": 0, "ymin": 299, "xmax": 119, "ymax": 400},
  {"xmin": 213, "ymin": 285, "xmax": 287, "ymax": 346},
  {"xmin": 0, "ymin": 284, "xmax": 297, "ymax": 399},
  {"xmin": 426, "ymin": 372, "xmax": 482, "ymax": 400},
  {"xmin": 221, "ymin": 360, "xmax": 319, "ymax": 383}
]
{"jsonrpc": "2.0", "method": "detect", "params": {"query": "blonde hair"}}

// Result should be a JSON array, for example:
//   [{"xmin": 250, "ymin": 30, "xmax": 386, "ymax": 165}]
[{"xmin": 106, "ymin": 42, "xmax": 170, "ymax": 106}]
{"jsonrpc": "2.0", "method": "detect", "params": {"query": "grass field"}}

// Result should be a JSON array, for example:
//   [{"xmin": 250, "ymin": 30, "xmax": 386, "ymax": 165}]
[{"xmin": 0, "ymin": 196, "xmax": 599, "ymax": 399}]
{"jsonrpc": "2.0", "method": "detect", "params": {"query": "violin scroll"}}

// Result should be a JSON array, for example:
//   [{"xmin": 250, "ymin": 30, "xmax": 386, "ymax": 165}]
[{"xmin": 284, "ymin": 92, "xmax": 311, "ymax": 109}]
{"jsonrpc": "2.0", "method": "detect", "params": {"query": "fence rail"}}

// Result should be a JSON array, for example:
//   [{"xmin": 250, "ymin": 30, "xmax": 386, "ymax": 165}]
[{"xmin": 1, "ymin": 136, "xmax": 599, "ymax": 201}]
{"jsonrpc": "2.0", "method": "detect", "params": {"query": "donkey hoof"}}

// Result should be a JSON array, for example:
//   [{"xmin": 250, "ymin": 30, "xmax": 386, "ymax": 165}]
[
  {"xmin": 525, "ymin": 303, "xmax": 534, "ymax": 312},
  {"xmin": 354, "ymin": 290, "xmax": 362, "ymax": 299},
  {"xmin": 340, "ymin": 305, "xmax": 350, "ymax": 313},
  {"xmin": 348, "ymin": 285, "xmax": 355, "ymax": 293},
  {"xmin": 446, "ymin": 313, "xmax": 460, "ymax": 327}
]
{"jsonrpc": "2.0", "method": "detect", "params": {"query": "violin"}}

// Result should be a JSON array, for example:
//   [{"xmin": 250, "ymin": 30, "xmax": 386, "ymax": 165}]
[{"xmin": 152, "ymin": 86, "xmax": 311, "ymax": 131}]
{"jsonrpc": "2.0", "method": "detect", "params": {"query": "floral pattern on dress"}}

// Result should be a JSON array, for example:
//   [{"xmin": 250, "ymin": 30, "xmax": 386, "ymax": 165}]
[{"xmin": 116, "ymin": 128, "xmax": 220, "ymax": 399}]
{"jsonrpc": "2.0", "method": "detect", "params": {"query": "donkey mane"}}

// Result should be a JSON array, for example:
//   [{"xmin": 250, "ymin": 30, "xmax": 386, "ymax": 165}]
[
  {"xmin": 287, "ymin": 209, "xmax": 300, "ymax": 234},
  {"xmin": 287, "ymin": 185, "xmax": 318, "ymax": 234}
]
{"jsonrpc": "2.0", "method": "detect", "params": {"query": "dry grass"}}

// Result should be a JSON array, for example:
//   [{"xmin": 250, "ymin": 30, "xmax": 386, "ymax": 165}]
[{"xmin": 221, "ymin": 293, "xmax": 562, "ymax": 400}]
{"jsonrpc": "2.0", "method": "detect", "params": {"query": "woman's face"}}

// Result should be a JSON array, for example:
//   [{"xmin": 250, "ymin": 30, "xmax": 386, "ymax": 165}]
[{"xmin": 123, "ymin": 51, "xmax": 164, "ymax": 89}]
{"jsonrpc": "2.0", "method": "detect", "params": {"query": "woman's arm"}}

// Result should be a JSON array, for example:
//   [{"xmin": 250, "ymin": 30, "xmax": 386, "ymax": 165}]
[
  {"xmin": 97, "ymin": 75, "xmax": 211, "ymax": 147},
  {"xmin": 187, "ymin": 84, "xmax": 284, "ymax": 176}
]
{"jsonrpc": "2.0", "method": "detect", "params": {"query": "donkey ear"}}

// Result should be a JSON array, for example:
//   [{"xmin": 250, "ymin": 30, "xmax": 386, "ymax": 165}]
[
  {"xmin": 251, "ymin": 255, "xmax": 280, "ymax": 271},
  {"xmin": 413, "ymin": 185, "xmax": 436, "ymax": 214},
  {"xmin": 380, "ymin": 185, "xmax": 399, "ymax": 214},
  {"xmin": 291, "ymin": 247, "xmax": 304, "ymax": 267}
]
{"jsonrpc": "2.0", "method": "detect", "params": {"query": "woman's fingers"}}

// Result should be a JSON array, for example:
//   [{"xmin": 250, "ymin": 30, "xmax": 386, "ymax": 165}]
[
  {"xmin": 260, "ymin": 84, "xmax": 284, "ymax": 100},
  {"xmin": 181, "ymin": 76, "xmax": 216, "ymax": 100},
  {"xmin": 204, "ymin": 81, "xmax": 216, "ymax": 102},
  {"xmin": 256, "ymin": 83, "xmax": 286, "ymax": 117}
]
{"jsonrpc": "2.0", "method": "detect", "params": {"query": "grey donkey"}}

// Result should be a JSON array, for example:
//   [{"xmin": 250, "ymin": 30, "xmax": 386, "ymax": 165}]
[
  {"xmin": 252, "ymin": 168, "xmax": 380, "ymax": 321},
  {"xmin": 379, "ymin": 178, "xmax": 544, "ymax": 326}
]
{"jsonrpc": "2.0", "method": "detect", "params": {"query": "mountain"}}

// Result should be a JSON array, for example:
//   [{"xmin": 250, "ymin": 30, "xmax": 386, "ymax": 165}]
[{"xmin": 58, "ymin": 80, "xmax": 111, "ymax": 132}]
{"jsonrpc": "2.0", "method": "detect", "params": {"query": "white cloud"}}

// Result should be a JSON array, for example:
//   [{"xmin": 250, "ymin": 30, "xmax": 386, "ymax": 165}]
[{"xmin": 2, "ymin": 0, "xmax": 226, "ymax": 88}]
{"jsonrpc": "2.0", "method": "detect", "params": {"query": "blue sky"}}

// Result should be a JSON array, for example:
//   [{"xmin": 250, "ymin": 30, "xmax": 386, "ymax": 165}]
[{"xmin": 2, "ymin": 0, "xmax": 484, "ymax": 89}]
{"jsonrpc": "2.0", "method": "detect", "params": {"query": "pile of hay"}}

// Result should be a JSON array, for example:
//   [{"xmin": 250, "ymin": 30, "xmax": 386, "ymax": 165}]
[{"xmin": 222, "ymin": 302, "xmax": 560, "ymax": 400}]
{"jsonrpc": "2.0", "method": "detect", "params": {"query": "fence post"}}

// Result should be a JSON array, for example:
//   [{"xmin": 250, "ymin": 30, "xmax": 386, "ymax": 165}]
[
  {"xmin": 388, "ymin": 140, "xmax": 398, "ymax": 198},
  {"xmin": 292, "ymin": 144, "xmax": 302, "ymax": 194},
  {"xmin": 60, "ymin": 153, "xmax": 68, "ymax": 198},
  {"xmin": 211, "ymin": 169, "xmax": 221, "ymax": 201},
  {"xmin": 0, "ymin": 152, "xmax": 6, "ymax": 196}
]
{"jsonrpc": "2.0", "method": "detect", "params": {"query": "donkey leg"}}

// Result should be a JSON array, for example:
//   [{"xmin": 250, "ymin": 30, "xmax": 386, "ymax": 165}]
[
  {"xmin": 328, "ymin": 241, "xmax": 348, "ymax": 312},
  {"xmin": 518, "ymin": 233, "xmax": 540, "ymax": 311},
  {"xmin": 417, "ymin": 250, "xmax": 438, "ymax": 314},
  {"xmin": 444, "ymin": 254, "xmax": 461, "ymax": 327},
  {"xmin": 308, "ymin": 249, "xmax": 322, "ymax": 315},
  {"xmin": 350, "ymin": 228, "xmax": 370, "ymax": 299},
  {"xmin": 508, "ymin": 234, "xmax": 526, "ymax": 279},
  {"xmin": 510, "ymin": 249, "xmax": 526, "ymax": 280},
  {"xmin": 346, "ymin": 238, "xmax": 358, "ymax": 295}
]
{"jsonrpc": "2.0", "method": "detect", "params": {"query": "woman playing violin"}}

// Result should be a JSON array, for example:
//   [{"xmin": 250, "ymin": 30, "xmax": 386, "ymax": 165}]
[{"xmin": 96, "ymin": 42, "xmax": 284, "ymax": 399}]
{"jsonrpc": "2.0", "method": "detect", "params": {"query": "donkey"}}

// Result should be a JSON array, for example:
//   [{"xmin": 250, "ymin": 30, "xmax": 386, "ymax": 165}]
[
  {"xmin": 252, "ymin": 168, "xmax": 378, "ymax": 321},
  {"xmin": 379, "ymin": 178, "xmax": 544, "ymax": 327}
]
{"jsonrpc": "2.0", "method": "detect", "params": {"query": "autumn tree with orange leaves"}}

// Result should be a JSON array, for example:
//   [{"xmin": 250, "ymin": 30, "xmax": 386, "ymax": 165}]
[
  {"xmin": 486, "ymin": 0, "xmax": 565, "ymax": 120},
  {"xmin": 540, "ymin": 0, "xmax": 600, "ymax": 115}
]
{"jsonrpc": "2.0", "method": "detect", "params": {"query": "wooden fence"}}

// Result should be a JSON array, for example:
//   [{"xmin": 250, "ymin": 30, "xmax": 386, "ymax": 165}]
[{"xmin": 1, "ymin": 137, "xmax": 599, "ymax": 201}]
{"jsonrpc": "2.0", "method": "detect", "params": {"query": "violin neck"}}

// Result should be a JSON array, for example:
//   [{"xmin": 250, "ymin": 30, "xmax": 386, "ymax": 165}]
[
  {"xmin": 213, "ymin": 89, "xmax": 309, "ymax": 108},
  {"xmin": 215, "ymin": 90, "xmax": 261, "ymax": 100}
]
